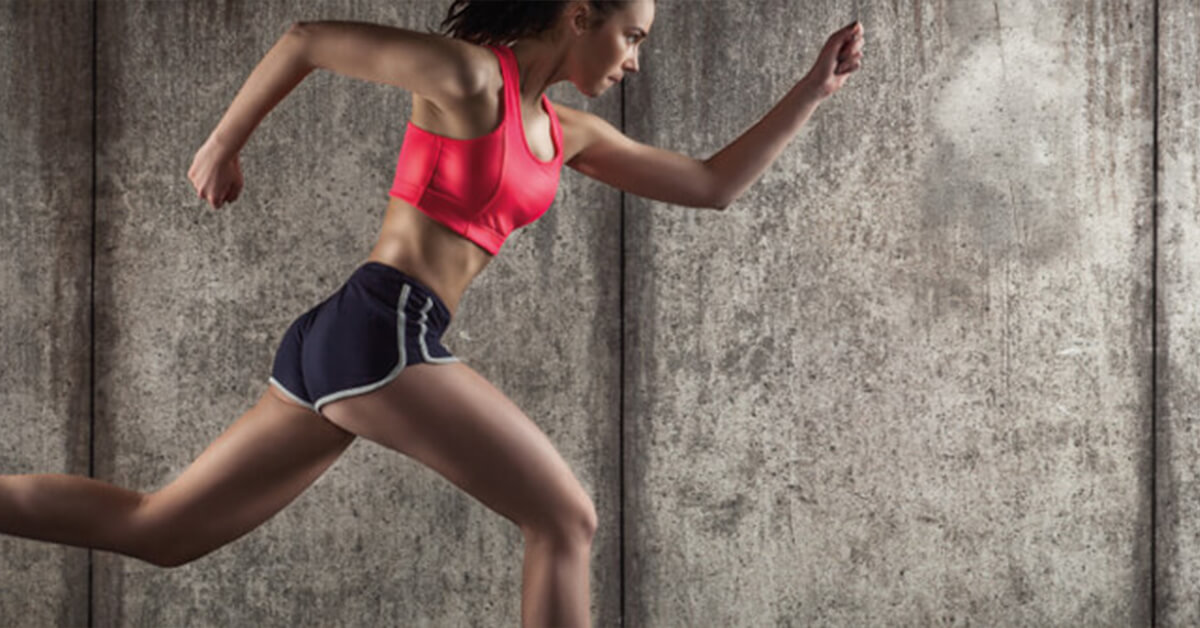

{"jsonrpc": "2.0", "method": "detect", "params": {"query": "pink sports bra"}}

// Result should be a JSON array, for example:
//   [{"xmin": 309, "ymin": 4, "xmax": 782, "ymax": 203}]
[{"xmin": 388, "ymin": 44, "xmax": 564, "ymax": 256}]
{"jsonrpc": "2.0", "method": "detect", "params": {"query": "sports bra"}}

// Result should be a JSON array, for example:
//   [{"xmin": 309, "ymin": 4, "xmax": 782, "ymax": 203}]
[{"xmin": 388, "ymin": 43, "xmax": 564, "ymax": 256}]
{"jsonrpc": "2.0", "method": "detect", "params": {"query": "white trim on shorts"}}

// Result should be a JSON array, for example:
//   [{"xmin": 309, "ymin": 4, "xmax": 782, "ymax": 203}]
[
  {"xmin": 418, "ymin": 296, "xmax": 460, "ymax": 364},
  {"xmin": 267, "ymin": 376, "xmax": 317, "ymax": 411},
  {"xmin": 264, "ymin": 283, "xmax": 461, "ymax": 415}
]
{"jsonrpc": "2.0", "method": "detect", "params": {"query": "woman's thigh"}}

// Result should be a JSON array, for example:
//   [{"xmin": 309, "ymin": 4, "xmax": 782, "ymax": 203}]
[
  {"xmin": 135, "ymin": 386, "xmax": 356, "ymax": 566},
  {"xmin": 319, "ymin": 361, "xmax": 597, "ymax": 541}
]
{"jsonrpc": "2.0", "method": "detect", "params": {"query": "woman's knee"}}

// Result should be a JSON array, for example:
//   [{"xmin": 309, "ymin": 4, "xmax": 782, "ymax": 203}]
[
  {"xmin": 128, "ymin": 494, "xmax": 214, "ymax": 568},
  {"xmin": 522, "ymin": 493, "xmax": 598, "ymax": 547},
  {"xmin": 145, "ymin": 542, "xmax": 211, "ymax": 569}
]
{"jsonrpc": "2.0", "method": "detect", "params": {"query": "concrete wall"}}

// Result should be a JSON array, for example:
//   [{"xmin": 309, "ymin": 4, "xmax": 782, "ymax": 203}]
[
  {"xmin": 1158, "ymin": 0, "xmax": 1200, "ymax": 622},
  {"xmin": 0, "ymin": 1, "xmax": 93, "ymax": 627},
  {"xmin": 626, "ymin": 0, "xmax": 1162, "ymax": 624},
  {"xmin": 0, "ymin": 0, "xmax": 1194, "ymax": 626}
]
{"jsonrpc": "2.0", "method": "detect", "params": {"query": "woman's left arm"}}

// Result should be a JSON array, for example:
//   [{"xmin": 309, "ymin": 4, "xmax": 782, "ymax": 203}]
[
  {"xmin": 564, "ymin": 22, "xmax": 863, "ymax": 211},
  {"xmin": 707, "ymin": 21, "xmax": 864, "ymax": 208}
]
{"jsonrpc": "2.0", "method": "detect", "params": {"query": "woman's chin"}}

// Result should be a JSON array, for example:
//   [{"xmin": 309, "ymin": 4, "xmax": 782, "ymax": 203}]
[{"xmin": 573, "ymin": 80, "xmax": 605, "ymax": 98}]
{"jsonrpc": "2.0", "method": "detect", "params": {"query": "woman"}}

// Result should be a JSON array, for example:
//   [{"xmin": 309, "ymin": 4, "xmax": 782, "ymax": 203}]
[{"xmin": 0, "ymin": 1, "xmax": 863, "ymax": 625}]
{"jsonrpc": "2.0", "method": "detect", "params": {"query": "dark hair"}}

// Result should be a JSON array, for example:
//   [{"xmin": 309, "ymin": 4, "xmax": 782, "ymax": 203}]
[{"xmin": 437, "ymin": 0, "xmax": 644, "ymax": 47}]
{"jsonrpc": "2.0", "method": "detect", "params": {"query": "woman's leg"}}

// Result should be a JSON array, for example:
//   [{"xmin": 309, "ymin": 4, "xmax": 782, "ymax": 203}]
[
  {"xmin": 0, "ymin": 385, "xmax": 355, "ymax": 567},
  {"xmin": 320, "ymin": 361, "xmax": 598, "ymax": 628}
]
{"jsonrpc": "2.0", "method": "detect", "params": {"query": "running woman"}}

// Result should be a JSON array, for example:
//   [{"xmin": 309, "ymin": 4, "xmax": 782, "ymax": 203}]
[{"xmin": 1, "ymin": 2, "xmax": 864, "ymax": 626}]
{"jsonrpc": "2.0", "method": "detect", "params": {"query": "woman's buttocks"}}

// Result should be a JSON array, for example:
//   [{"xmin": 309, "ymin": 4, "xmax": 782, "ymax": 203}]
[{"xmin": 365, "ymin": 197, "xmax": 494, "ymax": 319}]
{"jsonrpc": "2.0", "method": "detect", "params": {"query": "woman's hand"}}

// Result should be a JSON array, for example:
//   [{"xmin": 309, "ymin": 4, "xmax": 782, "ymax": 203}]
[
  {"xmin": 187, "ymin": 137, "xmax": 244, "ymax": 210},
  {"xmin": 801, "ymin": 21, "xmax": 865, "ymax": 100}
]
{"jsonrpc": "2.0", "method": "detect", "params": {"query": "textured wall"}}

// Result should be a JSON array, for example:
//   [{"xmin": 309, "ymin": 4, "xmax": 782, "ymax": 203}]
[
  {"xmin": 0, "ymin": 1, "xmax": 93, "ymax": 626},
  {"xmin": 627, "ymin": 0, "xmax": 1157, "ymax": 625},
  {"xmin": 1, "ymin": 0, "xmax": 1197, "ymax": 626},
  {"xmin": 1158, "ymin": 0, "xmax": 1200, "ymax": 625}
]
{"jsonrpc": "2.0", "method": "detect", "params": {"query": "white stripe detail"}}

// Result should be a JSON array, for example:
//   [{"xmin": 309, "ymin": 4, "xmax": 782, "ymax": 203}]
[
  {"xmin": 312, "ymin": 283, "xmax": 414, "ymax": 414},
  {"xmin": 418, "ymin": 296, "xmax": 460, "ymax": 364},
  {"xmin": 267, "ymin": 377, "xmax": 317, "ymax": 411}
]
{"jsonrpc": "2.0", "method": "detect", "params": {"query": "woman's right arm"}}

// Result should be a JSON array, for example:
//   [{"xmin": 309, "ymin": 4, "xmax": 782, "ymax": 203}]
[{"xmin": 190, "ymin": 21, "xmax": 475, "ymax": 209}]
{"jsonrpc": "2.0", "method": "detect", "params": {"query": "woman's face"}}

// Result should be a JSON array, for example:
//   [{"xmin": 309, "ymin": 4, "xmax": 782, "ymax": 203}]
[{"xmin": 574, "ymin": 0, "xmax": 654, "ymax": 96}]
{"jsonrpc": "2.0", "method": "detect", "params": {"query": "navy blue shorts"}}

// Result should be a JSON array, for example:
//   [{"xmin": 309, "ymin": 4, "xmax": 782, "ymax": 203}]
[{"xmin": 268, "ymin": 261, "xmax": 459, "ymax": 414}]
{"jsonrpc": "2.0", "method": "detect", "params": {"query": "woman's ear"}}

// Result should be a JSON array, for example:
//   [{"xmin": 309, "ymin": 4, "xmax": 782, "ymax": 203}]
[{"xmin": 566, "ymin": 1, "xmax": 592, "ymax": 36}]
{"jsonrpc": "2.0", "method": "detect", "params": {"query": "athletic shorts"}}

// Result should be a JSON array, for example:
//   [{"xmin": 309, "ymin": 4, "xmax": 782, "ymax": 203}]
[{"xmin": 268, "ymin": 261, "xmax": 459, "ymax": 414}]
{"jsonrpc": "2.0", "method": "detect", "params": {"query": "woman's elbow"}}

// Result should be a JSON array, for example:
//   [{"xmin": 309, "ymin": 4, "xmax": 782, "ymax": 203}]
[
  {"xmin": 288, "ymin": 21, "xmax": 311, "ymax": 35},
  {"xmin": 287, "ymin": 21, "xmax": 319, "ymax": 46},
  {"xmin": 283, "ymin": 21, "xmax": 320, "ymax": 71},
  {"xmin": 708, "ymin": 186, "xmax": 732, "ymax": 211}
]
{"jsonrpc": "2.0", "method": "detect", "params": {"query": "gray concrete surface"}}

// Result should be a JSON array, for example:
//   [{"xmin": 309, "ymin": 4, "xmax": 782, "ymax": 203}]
[
  {"xmin": 0, "ymin": 1, "xmax": 93, "ymax": 626},
  {"xmin": 1, "ymin": 0, "xmax": 1196, "ymax": 626},
  {"xmin": 1158, "ymin": 0, "xmax": 1200, "ymax": 625},
  {"xmin": 626, "ymin": 0, "xmax": 1156, "ymax": 624}
]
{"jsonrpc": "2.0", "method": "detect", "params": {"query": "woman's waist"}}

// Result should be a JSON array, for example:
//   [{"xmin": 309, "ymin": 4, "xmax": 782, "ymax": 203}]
[{"xmin": 367, "ymin": 200, "xmax": 495, "ymax": 317}]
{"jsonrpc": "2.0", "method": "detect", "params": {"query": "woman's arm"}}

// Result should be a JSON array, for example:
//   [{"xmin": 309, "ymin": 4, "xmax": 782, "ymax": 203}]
[
  {"xmin": 204, "ymin": 24, "xmax": 313, "ymax": 156},
  {"xmin": 189, "ymin": 21, "xmax": 473, "ymax": 209},
  {"xmin": 204, "ymin": 21, "xmax": 474, "ymax": 156},
  {"xmin": 188, "ymin": 24, "xmax": 310, "ymax": 209},
  {"xmin": 560, "ymin": 22, "xmax": 864, "ymax": 212},
  {"xmin": 706, "ymin": 21, "xmax": 864, "ymax": 208}
]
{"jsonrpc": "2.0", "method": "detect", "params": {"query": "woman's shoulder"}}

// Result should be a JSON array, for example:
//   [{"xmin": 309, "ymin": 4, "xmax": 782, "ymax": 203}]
[
  {"xmin": 409, "ymin": 41, "xmax": 504, "ymax": 140},
  {"xmin": 456, "ymin": 40, "xmax": 505, "ymax": 98}
]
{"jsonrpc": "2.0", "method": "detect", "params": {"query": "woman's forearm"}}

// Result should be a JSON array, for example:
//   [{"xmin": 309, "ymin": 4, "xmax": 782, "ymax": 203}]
[
  {"xmin": 705, "ymin": 78, "xmax": 827, "ymax": 209},
  {"xmin": 205, "ymin": 24, "xmax": 314, "ymax": 155}
]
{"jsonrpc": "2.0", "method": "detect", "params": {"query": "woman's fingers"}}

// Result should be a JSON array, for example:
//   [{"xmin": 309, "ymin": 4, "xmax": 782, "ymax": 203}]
[
  {"xmin": 835, "ymin": 27, "xmax": 865, "ymax": 74},
  {"xmin": 217, "ymin": 183, "xmax": 234, "ymax": 209},
  {"xmin": 839, "ymin": 31, "xmax": 864, "ymax": 57},
  {"xmin": 823, "ymin": 23, "xmax": 863, "ymax": 71},
  {"xmin": 840, "ymin": 21, "xmax": 862, "ymax": 44},
  {"xmin": 188, "ymin": 148, "xmax": 244, "ymax": 209}
]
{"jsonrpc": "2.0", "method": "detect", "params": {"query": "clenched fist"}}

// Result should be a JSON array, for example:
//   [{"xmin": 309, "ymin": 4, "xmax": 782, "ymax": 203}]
[
  {"xmin": 188, "ymin": 138, "xmax": 244, "ymax": 210},
  {"xmin": 803, "ymin": 21, "xmax": 865, "ymax": 100}
]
